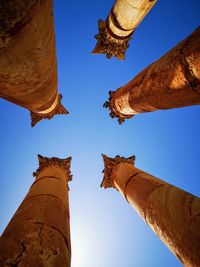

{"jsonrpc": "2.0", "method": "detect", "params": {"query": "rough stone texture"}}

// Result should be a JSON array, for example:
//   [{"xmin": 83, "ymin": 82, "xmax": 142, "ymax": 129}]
[
  {"xmin": 0, "ymin": 155, "xmax": 72, "ymax": 267},
  {"xmin": 101, "ymin": 155, "xmax": 200, "ymax": 267},
  {"xmin": 104, "ymin": 27, "xmax": 200, "ymax": 123},
  {"xmin": 0, "ymin": 0, "xmax": 68, "ymax": 125},
  {"xmin": 0, "ymin": 0, "xmax": 37, "ymax": 46},
  {"xmin": 92, "ymin": 0, "xmax": 157, "ymax": 60}
]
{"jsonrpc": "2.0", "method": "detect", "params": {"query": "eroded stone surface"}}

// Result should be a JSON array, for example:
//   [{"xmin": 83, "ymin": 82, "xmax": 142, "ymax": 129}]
[
  {"xmin": 104, "ymin": 27, "xmax": 200, "ymax": 123},
  {"xmin": 101, "ymin": 155, "xmax": 200, "ymax": 267},
  {"xmin": 0, "ymin": 0, "xmax": 68, "ymax": 125},
  {"xmin": 0, "ymin": 155, "xmax": 72, "ymax": 267}
]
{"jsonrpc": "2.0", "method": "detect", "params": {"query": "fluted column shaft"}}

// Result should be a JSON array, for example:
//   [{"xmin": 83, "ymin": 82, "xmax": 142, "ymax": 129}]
[
  {"xmin": 104, "ymin": 27, "xmax": 200, "ymax": 123},
  {"xmin": 0, "ymin": 155, "xmax": 72, "ymax": 267},
  {"xmin": 0, "ymin": 0, "xmax": 68, "ymax": 126},
  {"xmin": 92, "ymin": 0, "xmax": 157, "ymax": 60},
  {"xmin": 101, "ymin": 155, "xmax": 200, "ymax": 267}
]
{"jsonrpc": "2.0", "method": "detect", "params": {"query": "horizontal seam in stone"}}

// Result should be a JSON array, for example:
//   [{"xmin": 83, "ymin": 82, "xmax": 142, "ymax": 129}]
[
  {"xmin": 123, "ymin": 172, "xmax": 143, "ymax": 203},
  {"xmin": 106, "ymin": 20, "xmax": 133, "ymax": 40},
  {"xmin": 22, "ymin": 193, "xmax": 70, "ymax": 219},
  {"xmin": 110, "ymin": 8, "xmax": 134, "ymax": 32},
  {"xmin": 31, "ymin": 175, "xmax": 62, "ymax": 187}
]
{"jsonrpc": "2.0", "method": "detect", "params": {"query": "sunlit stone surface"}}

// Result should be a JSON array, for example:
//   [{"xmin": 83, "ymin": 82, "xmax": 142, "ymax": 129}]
[
  {"xmin": 0, "ymin": 0, "xmax": 68, "ymax": 126},
  {"xmin": 104, "ymin": 27, "xmax": 200, "ymax": 123},
  {"xmin": 0, "ymin": 155, "xmax": 72, "ymax": 267},
  {"xmin": 92, "ymin": 0, "xmax": 157, "ymax": 60},
  {"xmin": 101, "ymin": 154, "xmax": 200, "ymax": 267}
]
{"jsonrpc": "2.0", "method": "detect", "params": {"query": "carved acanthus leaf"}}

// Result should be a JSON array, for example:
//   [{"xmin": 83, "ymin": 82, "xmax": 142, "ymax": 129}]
[
  {"xmin": 30, "ymin": 94, "xmax": 69, "ymax": 127},
  {"xmin": 33, "ymin": 154, "xmax": 72, "ymax": 183},
  {"xmin": 92, "ymin": 20, "xmax": 132, "ymax": 60},
  {"xmin": 103, "ymin": 90, "xmax": 134, "ymax": 124},
  {"xmin": 101, "ymin": 154, "xmax": 135, "ymax": 189}
]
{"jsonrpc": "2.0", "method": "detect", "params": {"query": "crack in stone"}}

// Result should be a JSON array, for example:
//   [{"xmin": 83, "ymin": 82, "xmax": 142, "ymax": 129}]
[
  {"xmin": 22, "ymin": 193, "xmax": 70, "ymax": 219},
  {"xmin": 186, "ymin": 212, "xmax": 200, "ymax": 229},
  {"xmin": 47, "ymin": 249, "xmax": 58, "ymax": 265},
  {"xmin": 38, "ymin": 224, "xmax": 43, "ymax": 256},
  {"xmin": 33, "ymin": 222, "xmax": 71, "ymax": 255},
  {"xmin": 50, "ymin": 226, "xmax": 71, "ymax": 254},
  {"xmin": 5, "ymin": 241, "xmax": 26, "ymax": 267},
  {"xmin": 180, "ymin": 49, "xmax": 200, "ymax": 96}
]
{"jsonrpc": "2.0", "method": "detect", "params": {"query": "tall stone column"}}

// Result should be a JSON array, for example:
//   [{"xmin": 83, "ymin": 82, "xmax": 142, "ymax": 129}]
[
  {"xmin": 101, "ymin": 154, "xmax": 200, "ymax": 267},
  {"xmin": 104, "ymin": 27, "xmax": 200, "ymax": 123},
  {"xmin": 0, "ymin": 0, "xmax": 68, "ymax": 127},
  {"xmin": 92, "ymin": 0, "xmax": 157, "ymax": 60},
  {"xmin": 0, "ymin": 155, "xmax": 72, "ymax": 267}
]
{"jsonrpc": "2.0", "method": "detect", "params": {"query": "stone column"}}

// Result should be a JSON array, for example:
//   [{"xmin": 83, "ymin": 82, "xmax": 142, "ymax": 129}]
[
  {"xmin": 0, "ymin": 155, "xmax": 72, "ymax": 267},
  {"xmin": 92, "ymin": 0, "xmax": 157, "ymax": 60},
  {"xmin": 101, "ymin": 154, "xmax": 200, "ymax": 267},
  {"xmin": 0, "ymin": 0, "xmax": 68, "ymax": 127},
  {"xmin": 103, "ymin": 27, "xmax": 200, "ymax": 123}
]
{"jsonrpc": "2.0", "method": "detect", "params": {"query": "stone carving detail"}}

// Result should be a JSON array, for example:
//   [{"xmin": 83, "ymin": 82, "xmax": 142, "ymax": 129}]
[
  {"xmin": 101, "ymin": 154, "xmax": 135, "ymax": 189},
  {"xmin": 103, "ymin": 90, "xmax": 133, "ymax": 124},
  {"xmin": 33, "ymin": 154, "xmax": 72, "ymax": 182},
  {"xmin": 92, "ymin": 20, "xmax": 132, "ymax": 60},
  {"xmin": 104, "ymin": 27, "xmax": 200, "ymax": 122},
  {"xmin": 30, "ymin": 94, "xmax": 69, "ymax": 127}
]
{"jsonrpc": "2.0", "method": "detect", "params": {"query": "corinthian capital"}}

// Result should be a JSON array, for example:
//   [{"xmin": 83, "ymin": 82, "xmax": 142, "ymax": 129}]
[{"xmin": 101, "ymin": 154, "xmax": 135, "ymax": 189}]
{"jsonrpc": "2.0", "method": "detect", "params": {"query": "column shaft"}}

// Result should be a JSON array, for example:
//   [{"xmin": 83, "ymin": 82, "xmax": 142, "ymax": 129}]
[
  {"xmin": 0, "ymin": 0, "xmax": 68, "ymax": 126},
  {"xmin": 104, "ymin": 27, "xmax": 200, "ymax": 123},
  {"xmin": 0, "ymin": 155, "xmax": 72, "ymax": 267},
  {"xmin": 92, "ymin": 0, "xmax": 157, "ymax": 60},
  {"xmin": 101, "ymin": 155, "xmax": 200, "ymax": 267}
]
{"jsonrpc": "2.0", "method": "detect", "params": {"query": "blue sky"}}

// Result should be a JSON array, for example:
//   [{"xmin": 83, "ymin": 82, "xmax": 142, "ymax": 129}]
[{"xmin": 0, "ymin": 0, "xmax": 200, "ymax": 266}]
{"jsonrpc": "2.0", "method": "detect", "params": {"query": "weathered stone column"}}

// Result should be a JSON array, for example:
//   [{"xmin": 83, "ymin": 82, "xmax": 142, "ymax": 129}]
[
  {"xmin": 0, "ymin": 0, "xmax": 68, "ymax": 127},
  {"xmin": 92, "ymin": 0, "xmax": 157, "ymax": 60},
  {"xmin": 101, "ymin": 154, "xmax": 200, "ymax": 267},
  {"xmin": 0, "ymin": 155, "xmax": 72, "ymax": 267},
  {"xmin": 104, "ymin": 27, "xmax": 200, "ymax": 123}
]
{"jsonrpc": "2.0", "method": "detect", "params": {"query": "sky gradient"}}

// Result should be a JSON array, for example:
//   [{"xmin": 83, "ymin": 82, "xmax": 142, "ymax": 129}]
[{"xmin": 0, "ymin": 0, "xmax": 200, "ymax": 266}]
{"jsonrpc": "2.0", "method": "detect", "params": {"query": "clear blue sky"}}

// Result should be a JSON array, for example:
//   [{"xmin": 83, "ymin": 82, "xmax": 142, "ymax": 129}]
[{"xmin": 0, "ymin": 0, "xmax": 200, "ymax": 266}]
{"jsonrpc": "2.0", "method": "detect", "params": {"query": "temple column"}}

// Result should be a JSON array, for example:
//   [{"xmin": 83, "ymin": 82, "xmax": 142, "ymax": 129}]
[
  {"xmin": 101, "ymin": 154, "xmax": 200, "ymax": 267},
  {"xmin": 92, "ymin": 0, "xmax": 157, "ymax": 60},
  {"xmin": 104, "ymin": 27, "xmax": 200, "ymax": 123},
  {"xmin": 0, "ymin": 0, "xmax": 68, "ymax": 127},
  {"xmin": 0, "ymin": 155, "xmax": 72, "ymax": 267}
]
